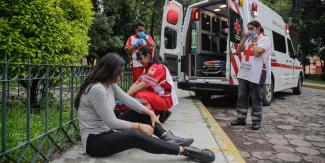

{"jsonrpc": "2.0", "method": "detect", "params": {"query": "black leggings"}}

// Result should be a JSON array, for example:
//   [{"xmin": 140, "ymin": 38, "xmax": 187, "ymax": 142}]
[
  {"xmin": 86, "ymin": 110, "xmax": 179, "ymax": 157},
  {"xmin": 117, "ymin": 110, "xmax": 166, "ymax": 137}
]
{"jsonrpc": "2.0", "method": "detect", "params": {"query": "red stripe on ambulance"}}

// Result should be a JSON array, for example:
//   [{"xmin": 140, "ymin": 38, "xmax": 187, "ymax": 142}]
[{"xmin": 271, "ymin": 63, "xmax": 303, "ymax": 70}]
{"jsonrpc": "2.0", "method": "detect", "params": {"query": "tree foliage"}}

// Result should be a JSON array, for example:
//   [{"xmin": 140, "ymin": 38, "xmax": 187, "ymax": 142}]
[
  {"xmin": 261, "ymin": 0, "xmax": 325, "ymax": 71},
  {"xmin": 0, "ymin": 0, "xmax": 94, "ymax": 111},
  {"xmin": 0, "ymin": 0, "xmax": 94, "ymax": 64},
  {"xmin": 89, "ymin": 0, "xmax": 163, "ymax": 59}
]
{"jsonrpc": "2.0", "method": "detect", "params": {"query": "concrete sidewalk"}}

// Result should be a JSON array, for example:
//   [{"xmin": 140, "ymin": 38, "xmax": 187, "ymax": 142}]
[{"xmin": 51, "ymin": 89, "xmax": 245, "ymax": 163}]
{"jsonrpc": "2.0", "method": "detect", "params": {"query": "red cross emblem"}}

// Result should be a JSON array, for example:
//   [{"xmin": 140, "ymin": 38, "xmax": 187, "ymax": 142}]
[
  {"xmin": 244, "ymin": 48, "xmax": 255, "ymax": 61},
  {"xmin": 234, "ymin": 19, "xmax": 241, "ymax": 35}
]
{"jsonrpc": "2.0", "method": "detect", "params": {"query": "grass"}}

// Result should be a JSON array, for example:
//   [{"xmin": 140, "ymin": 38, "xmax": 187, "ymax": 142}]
[
  {"xmin": 0, "ymin": 99, "xmax": 79, "ymax": 162},
  {"xmin": 0, "ymin": 73, "xmax": 132, "ymax": 162},
  {"xmin": 304, "ymin": 74, "xmax": 325, "ymax": 85}
]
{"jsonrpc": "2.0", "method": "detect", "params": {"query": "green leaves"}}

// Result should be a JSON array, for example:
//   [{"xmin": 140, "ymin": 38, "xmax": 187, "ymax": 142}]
[
  {"xmin": 89, "ymin": 0, "xmax": 166, "ymax": 59},
  {"xmin": 261, "ymin": 0, "xmax": 325, "ymax": 69},
  {"xmin": 0, "ymin": 0, "xmax": 94, "ymax": 65}
]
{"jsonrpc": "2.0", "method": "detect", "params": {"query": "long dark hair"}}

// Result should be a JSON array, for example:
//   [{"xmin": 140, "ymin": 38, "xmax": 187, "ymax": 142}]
[
  {"xmin": 247, "ymin": 20, "xmax": 264, "ymax": 35},
  {"xmin": 136, "ymin": 46, "xmax": 166, "ymax": 67},
  {"xmin": 74, "ymin": 53, "xmax": 125, "ymax": 109}
]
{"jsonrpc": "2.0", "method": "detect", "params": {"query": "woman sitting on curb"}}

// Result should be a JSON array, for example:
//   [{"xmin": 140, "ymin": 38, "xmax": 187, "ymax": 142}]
[{"xmin": 75, "ymin": 53, "xmax": 215, "ymax": 163}]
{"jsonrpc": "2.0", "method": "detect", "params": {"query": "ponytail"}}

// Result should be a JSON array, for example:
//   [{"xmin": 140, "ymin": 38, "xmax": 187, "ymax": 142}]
[{"xmin": 260, "ymin": 27, "xmax": 265, "ymax": 36}]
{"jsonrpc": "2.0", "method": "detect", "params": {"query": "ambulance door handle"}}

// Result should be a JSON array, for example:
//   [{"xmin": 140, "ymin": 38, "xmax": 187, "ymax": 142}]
[{"xmin": 286, "ymin": 60, "xmax": 292, "ymax": 63}]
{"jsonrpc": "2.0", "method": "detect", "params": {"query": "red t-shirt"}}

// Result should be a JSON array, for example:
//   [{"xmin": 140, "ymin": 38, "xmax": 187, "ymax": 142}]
[{"xmin": 139, "ymin": 63, "xmax": 172, "ymax": 94}]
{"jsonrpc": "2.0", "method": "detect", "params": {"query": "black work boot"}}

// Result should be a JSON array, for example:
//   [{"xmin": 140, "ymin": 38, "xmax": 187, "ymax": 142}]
[
  {"xmin": 252, "ymin": 123, "xmax": 261, "ymax": 130},
  {"xmin": 183, "ymin": 146, "xmax": 215, "ymax": 163},
  {"xmin": 159, "ymin": 110, "xmax": 172, "ymax": 123},
  {"xmin": 230, "ymin": 119, "xmax": 246, "ymax": 126},
  {"xmin": 160, "ymin": 131, "xmax": 194, "ymax": 147}
]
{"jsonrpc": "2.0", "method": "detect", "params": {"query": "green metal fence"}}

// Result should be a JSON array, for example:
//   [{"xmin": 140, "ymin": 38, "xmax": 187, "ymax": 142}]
[{"xmin": 0, "ymin": 56, "xmax": 132, "ymax": 162}]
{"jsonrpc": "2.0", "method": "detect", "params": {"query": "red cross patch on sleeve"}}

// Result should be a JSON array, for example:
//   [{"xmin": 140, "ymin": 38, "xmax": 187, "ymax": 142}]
[{"xmin": 148, "ymin": 68, "xmax": 156, "ymax": 75}]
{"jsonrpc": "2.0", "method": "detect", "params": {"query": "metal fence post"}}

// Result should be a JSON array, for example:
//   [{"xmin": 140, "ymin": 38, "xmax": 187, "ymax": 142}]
[
  {"xmin": 26, "ymin": 57, "xmax": 32, "ymax": 142},
  {"xmin": 59, "ymin": 64, "xmax": 63, "ymax": 128},
  {"xmin": 70, "ymin": 67, "xmax": 74, "ymax": 123},
  {"xmin": 45, "ymin": 62, "xmax": 50, "ymax": 132},
  {"xmin": 1, "ymin": 54, "xmax": 8, "ymax": 155}
]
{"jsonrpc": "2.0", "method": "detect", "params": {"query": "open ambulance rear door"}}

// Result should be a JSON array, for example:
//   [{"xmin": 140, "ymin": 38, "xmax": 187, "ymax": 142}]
[
  {"xmin": 159, "ymin": 0, "xmax": 183, "ymax": 79},
  {"xmin": 227, "ymin": 0, "xmax": 244, "ymax": 86}
]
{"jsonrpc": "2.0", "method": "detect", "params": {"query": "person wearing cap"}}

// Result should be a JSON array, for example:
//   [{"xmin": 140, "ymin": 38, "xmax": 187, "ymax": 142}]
[
  {"xmin": 127, "ymin": 46, "xmax": 177, "ymax": 123},
  {"xmin": 125, "ymin": 21, "xmax": 156, "ymax": 82}
]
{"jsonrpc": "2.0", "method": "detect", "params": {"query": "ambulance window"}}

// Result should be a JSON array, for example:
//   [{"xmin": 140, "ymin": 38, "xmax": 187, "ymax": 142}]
[
  {"xmin": 221, "ymin": 20, "xmax": 227, "ymax": 29},
  {"xmin": 212, "ymin": 17, "xmax": 220, "ymax": 34},
  {"xmin": 212, "ymin": 37, "xmax": 218, "ymax": 52},
  {"xmin": 202, "ymin": 33, "xmax": 211, "ymax": 51},
  {"xmin": 164, "ymin": 27, "xmax": 177, "ymax": 49},
  {"xmin": 220, "ymin": 38, "xmax": 227, "ymax": 53},
  {"xmin": 272, "ymin": 31, "xmax": 286, "ymax": 53},
  {"xmin": 287, "ymin": 39, "xmax": 295, "ymax": 58},
  {"xmin": 201, "ymin": 13, "xmax": 211, "ymax": 31}
]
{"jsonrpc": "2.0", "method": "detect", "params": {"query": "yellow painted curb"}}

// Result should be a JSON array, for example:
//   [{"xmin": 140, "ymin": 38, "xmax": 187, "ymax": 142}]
[
  {"xmin": 303, "ymin": 83, "xmax": 325, "ymax": 90},
  {"xmin": 191, "ymin": 93, "xmax": 246, "ymax": 163}
]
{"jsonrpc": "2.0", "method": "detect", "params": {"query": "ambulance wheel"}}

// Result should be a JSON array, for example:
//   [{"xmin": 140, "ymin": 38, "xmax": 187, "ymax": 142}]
[
  {"xmin": 293, "ymin": 75, "xmax": 302, "ymax": 95},
  {"xmin": 263, "ymin": 79, "xmax": 274, "ymax": 106},
  {"xmin": 195, "ymin": 91, "xmax": 212, "ymax": 100}
]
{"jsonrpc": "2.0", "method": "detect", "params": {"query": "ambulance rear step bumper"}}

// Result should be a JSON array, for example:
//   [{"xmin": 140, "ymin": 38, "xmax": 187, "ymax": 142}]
[{"xmin": 177, "ymin": 80, "xmax": 238, "ymax": 95}]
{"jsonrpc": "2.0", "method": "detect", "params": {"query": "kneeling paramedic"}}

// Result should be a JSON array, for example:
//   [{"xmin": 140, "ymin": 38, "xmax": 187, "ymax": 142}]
[{"xmin": 127, "ymin": 46, "xmax": 177, "ymax": 123}]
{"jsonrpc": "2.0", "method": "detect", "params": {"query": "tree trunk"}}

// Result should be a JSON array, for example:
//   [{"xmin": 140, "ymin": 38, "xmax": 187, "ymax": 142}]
[
  {"xmin": 30, "ymin": 80, "xmax": 40, "ymax": 111},
  {"xmin": 150, "ymin": 0, "xmax": 156, "ymax": 39},
  {"xmin": 18, "ymin": 80, "xmax": 40, "ymax": 112}
]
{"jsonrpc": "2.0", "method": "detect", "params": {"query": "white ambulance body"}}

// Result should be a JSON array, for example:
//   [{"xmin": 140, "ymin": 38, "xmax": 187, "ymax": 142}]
[{"xmin": 159, "ymin": 0, "xmax": 303, "ymax": 105}]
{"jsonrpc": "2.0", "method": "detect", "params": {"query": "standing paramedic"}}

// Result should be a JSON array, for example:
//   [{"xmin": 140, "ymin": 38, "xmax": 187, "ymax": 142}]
[
  {"xmin": 230, "ymin": 20, "xmax": 272, "ymax": 130},
  {"xmin": 125, "ymin": 21, "xmax": 156, "ymax": 82},
  {"xmin": 127, "ymin": 46, "xmax": 176, "ymax": 123}
]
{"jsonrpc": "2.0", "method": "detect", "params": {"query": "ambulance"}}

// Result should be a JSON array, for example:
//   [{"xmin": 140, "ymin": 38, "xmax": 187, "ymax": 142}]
[{"xmin": 159, "ymin": 0, "xmax": 303, "ymax": 106}]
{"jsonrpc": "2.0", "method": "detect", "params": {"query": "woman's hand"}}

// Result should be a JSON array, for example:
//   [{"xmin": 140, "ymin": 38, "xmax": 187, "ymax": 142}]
[
  {"xmin": 244, "ymin": 31, "xmax": 252, "ymax": 38},
  {"xmin": 253, "ymin": 34, "xmax": 258, "ymax": 42},
  {"xmin": 148, "ymin": 110, "xmax": 160, "ymax": 127},
  {"xmin": 139, "ymin": 123, "xmax": 154, "ymax": 136}
]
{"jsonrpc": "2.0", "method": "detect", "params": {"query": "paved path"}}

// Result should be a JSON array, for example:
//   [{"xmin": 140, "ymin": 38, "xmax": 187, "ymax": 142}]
[
  {"xmin": 51, "ymin": 88, "xmax": 244, "ymax": 163},
  {"xmin": 204, "ymin": 87, "xmax": 325, "ymax": 163}
]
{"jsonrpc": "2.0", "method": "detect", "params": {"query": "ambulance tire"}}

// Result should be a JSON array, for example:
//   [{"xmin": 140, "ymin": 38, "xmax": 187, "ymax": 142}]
[
  {"xmin": 293, "ymin": 75, "xmax": 302, "ymax": 95},
  {"xmin": 262, "ymin": 79, "xmax": 274, "ymax": 106},
  {"xmin": 195, "ymin": 91, "xmax": 212, "ymax": 100}
]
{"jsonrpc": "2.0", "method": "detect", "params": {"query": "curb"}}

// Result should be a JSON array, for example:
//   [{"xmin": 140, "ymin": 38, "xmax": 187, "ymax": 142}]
[
  {"xmin": 303, "ymin": 83, "xmax": 325, "ymax": 90},
  {"xmin": 190, "ymin": 92, "xmax": 246, "ymax": 163}
]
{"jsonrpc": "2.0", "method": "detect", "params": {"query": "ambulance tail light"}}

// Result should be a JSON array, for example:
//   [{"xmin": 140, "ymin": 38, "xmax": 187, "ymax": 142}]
[
  {"xmin": 285, "ymin": 23, "xmax": 290, "ymax": 33},
  {"xmin": 191, "ymin": 8, "xmax": 199, "ymax": 21},
  {"xmin": 251, "ymin": 3, "xmax": 258, "ymax": 17},
  {"xmin": 239, "ymin": 0, "xmax": 244, "ymax": 6}
]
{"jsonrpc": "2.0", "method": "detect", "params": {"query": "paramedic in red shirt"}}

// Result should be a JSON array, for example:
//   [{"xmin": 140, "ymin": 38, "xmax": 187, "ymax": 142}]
[
  {"xmin": 127, "ymin": 46, "xmax": 177, "ymax": 123},
  {"xmin": 125, "ymin": 21, "xmax": 156, "ymax": 82}
]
